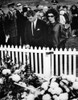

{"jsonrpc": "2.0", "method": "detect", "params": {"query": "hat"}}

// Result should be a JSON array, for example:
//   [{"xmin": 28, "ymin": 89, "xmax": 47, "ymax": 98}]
[
  {"xmin": 51, "ymin": 0, "xmax": 58, "ymax": 3},
  {"xmin": 16, "ymin": 3, "xmax": 22, "ymax": 7},
  {"xmin": 8, "ymin": 2, "xmax": 15, "ymax": 8}
]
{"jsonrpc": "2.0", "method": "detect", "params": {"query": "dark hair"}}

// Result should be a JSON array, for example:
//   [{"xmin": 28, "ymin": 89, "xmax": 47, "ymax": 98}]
[
  {"xmin": 63, "ymin": 5, "xmax": 68, "ymax": 9},
  {"xmin": 23, "ymin": 6, "xmax": 27, "ymax": 12},
  {"xmin": 26, "ymin": 10, "xmax": 35, "ymax": 17},
  {"xmin": 70, "ymin": 4, "xmax": 78, "ymax": 14},
  {"xmin": 46, "ymin": 8, "xmax": 59, "ymax": 22}
]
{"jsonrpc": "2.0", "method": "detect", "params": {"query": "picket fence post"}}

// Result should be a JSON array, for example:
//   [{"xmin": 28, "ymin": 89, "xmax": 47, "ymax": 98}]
[
  {"xmin": 73, "ymin": 48, "xmax": 76, "ymax": 77},
  {"xmin": 43, "ymin": 47, "xmax": 51, "ymax": 78},
  {"xmin": 0, "ymin": 45, "xmax": 77, "ymax": 77}
]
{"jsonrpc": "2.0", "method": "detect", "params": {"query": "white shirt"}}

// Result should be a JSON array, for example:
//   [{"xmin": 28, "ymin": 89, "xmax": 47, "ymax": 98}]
[
  {"xmin": 33, "ymin": 18, "xmax": 37, "ymax": 29},
  {"xmin": 31, "ymin": 18, "xmax": 37, "ymax": 35}
]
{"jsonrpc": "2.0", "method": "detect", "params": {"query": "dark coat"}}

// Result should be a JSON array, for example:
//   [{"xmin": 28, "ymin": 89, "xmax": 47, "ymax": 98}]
[
  {"xmin": 0, "ymin": 16, "xmax": 5, "ymax": 45},
  {"xmin": 5, "ymin": 11, "xmax": 17, "ymax": 45},
  {"xmin": 71, "ymin": 14, "xmax": 78, "ymax": 30},
  {"xmin": 16, "ymin": 10, "xmax": 28, "ymax": 45},
  {"xmin": 47, "ymin": 22, "xmax": 66, "ymax": 48},
  {"xmin": 24, "ymin": 19, "xmax": 48, "ymax": 47}
]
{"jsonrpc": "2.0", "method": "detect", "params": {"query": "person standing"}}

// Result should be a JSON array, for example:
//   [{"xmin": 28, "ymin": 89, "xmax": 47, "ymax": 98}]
[
  {"xmin": 0, "ymin": 5, "xmax": 5, "ymax": 45},
  {"xmin": 5, "ymin": 3, "xmax": 17, "ymax": 45},
  {"xmin": 24, "ymin": 9, "xmax": 48, "ymax": 48},
  {"xmin": 46, "ymin": 8, "xmax": 66, "ymax": 49},
  {"xmin": 16, "ymin": 3, "xmax": 28, "ymax": 46},
  {"xmin": 70, "ymin": 5, "xmax": 78, "ymax": 37}
]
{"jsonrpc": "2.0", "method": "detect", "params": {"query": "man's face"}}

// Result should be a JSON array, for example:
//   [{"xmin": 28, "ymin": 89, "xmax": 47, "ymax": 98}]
[
  {"xmin": 17, "ymin": 5, "xmax": 23, "ymax": 13},
  {"xmin": 27, "ymin": 15, "xmax": 37, "ymax": 22},
  {"xmin": 9, "ymin": 6, "xmax": 14, "ymax": 12}
]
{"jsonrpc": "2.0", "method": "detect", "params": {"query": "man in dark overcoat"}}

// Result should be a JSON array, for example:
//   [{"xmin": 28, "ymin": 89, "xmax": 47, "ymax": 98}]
[
  {"xmin": 0, "ymin": 5, "xmax": 5, "ymax": 45},
  {"xmin": 16, "ymin": 3, "xmax": 28, "ymax": 46},
  {"xmin": 5, "ymin": 3, "xmax": 17, "ymax": 45}
]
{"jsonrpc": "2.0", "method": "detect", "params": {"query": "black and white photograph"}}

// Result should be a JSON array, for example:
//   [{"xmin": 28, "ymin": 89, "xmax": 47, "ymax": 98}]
[{"xmin": 0, "ymin": 0, "xmax": 78, "ymax": 100}]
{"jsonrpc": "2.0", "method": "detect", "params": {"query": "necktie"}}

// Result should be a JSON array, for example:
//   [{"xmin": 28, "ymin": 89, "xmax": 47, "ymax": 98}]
[{"xmin": 31, "ymin": 22, "xmax": 34, "ymax": 36}]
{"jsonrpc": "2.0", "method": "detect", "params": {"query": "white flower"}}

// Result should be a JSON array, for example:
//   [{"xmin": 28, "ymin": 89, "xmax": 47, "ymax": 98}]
[
  {"xmin": 20, "ymin": 64, "xmax": 26, "ymax": 71},
  {"xmin": 48, "ymin": 88, "xmax": 56, "ymax": 95},
  {"xmin": 0, "ymin": 78, "xmax": 3, "ymax": 84},
  {"xmin": 42, "ymin": 94, "xmax": 52, "ymax": 100},
  {"xmin": 48, "ymin": 87, "xmax": 63, "ymax": 95},
  {"xmin": 21, "ymin": 92, "xmax": 27, "ymax": 99},
  {"xmin": 41, "ymin": 82, "xmax": 49, "ymax": 90},
  {"xmin": 13, "ymin": 64, "xmax": 19, "ymax": 69},
  {"xmin": 14, "ymin": 69, "xmax": 21, "ymax": 74},
  {"xmin": 66, "ymin": 75, "xmax": 76, "ymax": 82},
  {"xmin": 51, "ymin": 78, "xmax": 56, "ymax": 82},
  {"xmin": 40, "ymin": 90, "xmax": 45, "ymax": 95},
  {"xmin": 50, "ymin": 82, "xmax": 59, "ymax": 89},
  {"xmin": 27, "ymin": 94, "xmax": 35, "ymax": 100},
  {"xmin": 72, "ymin": 82, "xmax": 78, "ymax": 90},
  {"xmin": 54, "ymin": 87, "xmax": 63, "ymax": 95},
  {"xmin": 9, "ymin": 74, "xmax": 21, "ymax": 82},
  {"xmin": 15, "ymin": 64, "xmax": 19, "ymax": 68},
  {"xmin": 61, "ymin": 74, "xmax": 67, "ymax": 79},
  {"xmin": 59, "ymin": 93, "xmax": 68, "ymax": 100},
  {"xmin": 34, "ymin": 90, "xmax": 40, "ymax": 97},
  {"xmin": 2, "ymin": 69, "xmax": 11, "ymax": 75},
  {"xmin": 53, "ymin": 95, "xmax": 59, "ymax": 100},
  {"xmin": 27, "ymin": 85, "xmax": 36, "ymax": 94}
]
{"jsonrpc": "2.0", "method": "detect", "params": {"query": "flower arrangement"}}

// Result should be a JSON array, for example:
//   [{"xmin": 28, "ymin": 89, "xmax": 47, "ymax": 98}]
[
  {"xmin": 0, "ymin": 54, "xmax": 43, "ymax": 100},
  {"xmin": 0, "ymin": 54, "xmax": 78, "ymax": 100}
]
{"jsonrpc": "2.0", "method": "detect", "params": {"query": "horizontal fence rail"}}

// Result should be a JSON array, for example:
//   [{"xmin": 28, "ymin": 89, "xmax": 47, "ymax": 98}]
[{"xmin": 0, "ymin": 45, "xmax": 77, "ymax": 78}]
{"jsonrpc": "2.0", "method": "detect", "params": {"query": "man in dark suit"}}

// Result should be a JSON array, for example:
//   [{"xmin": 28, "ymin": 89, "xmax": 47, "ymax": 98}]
[{"xmin": 24, "ymin": 10, "xmax": 48, "ymax": 48}]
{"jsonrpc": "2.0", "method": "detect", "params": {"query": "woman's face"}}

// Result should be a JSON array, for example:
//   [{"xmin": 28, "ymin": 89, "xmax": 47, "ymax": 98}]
[{"xmin": 48, "ymin": 13, "xmax": 55, "ymax": 23}]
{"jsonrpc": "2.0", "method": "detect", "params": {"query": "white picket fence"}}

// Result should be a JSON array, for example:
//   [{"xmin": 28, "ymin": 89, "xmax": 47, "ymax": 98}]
[{"xmin": 0, "ymin": 45, "xmax": 77, "ymax": 78}]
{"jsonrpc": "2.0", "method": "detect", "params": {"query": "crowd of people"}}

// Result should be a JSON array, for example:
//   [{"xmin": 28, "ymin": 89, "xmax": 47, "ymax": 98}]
[{"xmin": 0, "ymin": 2, "xmax": 78, "ymax": 49}]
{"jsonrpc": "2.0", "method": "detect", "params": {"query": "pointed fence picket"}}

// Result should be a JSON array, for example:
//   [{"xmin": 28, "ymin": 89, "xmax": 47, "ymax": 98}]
[{"xmin": 0, "ymin": 45, "xmax": 77, "ymax": 77}]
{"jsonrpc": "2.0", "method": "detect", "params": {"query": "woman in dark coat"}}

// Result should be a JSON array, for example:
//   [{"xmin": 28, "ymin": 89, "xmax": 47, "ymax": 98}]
[{"xmin": 46, "ymin": 8, "xmax": 66, "ymax": 49}]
